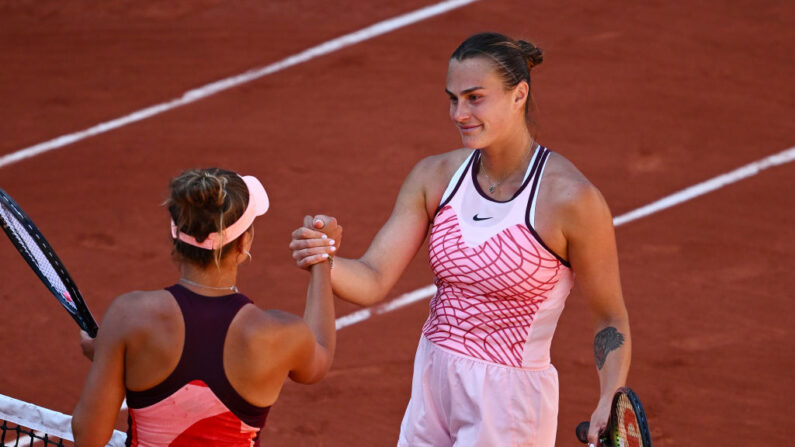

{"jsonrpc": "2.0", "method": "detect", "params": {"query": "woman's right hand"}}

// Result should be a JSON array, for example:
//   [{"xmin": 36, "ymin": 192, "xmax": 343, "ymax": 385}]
[
  {"xmin": 289, "ymin": 215, "xmax": 342, "ymax": 270},
  {"xmin": 80, "ymin": 330, "xmax": 96, "ymax": 361}
]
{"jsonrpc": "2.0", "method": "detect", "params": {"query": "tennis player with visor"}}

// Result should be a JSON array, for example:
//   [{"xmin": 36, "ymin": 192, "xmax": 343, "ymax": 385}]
[{"xmin": 73, "ymin": 168, "xmax": 336, "ymax": 446}]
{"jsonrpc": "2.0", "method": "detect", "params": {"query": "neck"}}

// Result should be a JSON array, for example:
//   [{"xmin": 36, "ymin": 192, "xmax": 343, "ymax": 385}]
[
  {"xmin": 179, "ymin": 262, "xmax": 239, "ymax": 296},
  {"xmin": 479, "ymin": 128, "xmax": 535, "ymax": 178}
]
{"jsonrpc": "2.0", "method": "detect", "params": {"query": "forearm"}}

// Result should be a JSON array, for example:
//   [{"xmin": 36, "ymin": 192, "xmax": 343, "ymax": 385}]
[
  {"xmin": 593, "ymin": 318, "xmax": 631, "ymax": 400},
  {"xmin": 72, "ymin": 405, "xmax": 116, "ymax": 447},
  {"xmin": 296, "ymin": 168, "xmax": 430, "ymax": 306},
  {"xmin": 72, "ymin": 329, "xmax": 126, "ymax": 446},
  {"xmin": 329, "ymin": 256, "xmax": 391, "ymax": 306},
  {"xmin": 304, "ymin": 261, "xmax": 336, "ymax": 356}
]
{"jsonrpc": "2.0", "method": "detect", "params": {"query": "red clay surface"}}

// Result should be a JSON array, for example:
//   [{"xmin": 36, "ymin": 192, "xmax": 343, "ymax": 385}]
[{"xmin": 1, "ymin": 1, "xmax": 793, "ymax": 445}]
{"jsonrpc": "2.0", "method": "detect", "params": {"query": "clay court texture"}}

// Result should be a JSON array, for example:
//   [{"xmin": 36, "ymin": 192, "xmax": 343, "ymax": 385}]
[{"xmin": 1, "ymin": 0, "xmax": 793, "ymax": 445}]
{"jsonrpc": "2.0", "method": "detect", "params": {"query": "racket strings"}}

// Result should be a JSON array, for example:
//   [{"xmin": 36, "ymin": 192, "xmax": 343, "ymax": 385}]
[
  {"xmin": 0, "ymin": 204, "xmax": 76, "ymax": 312},
  {"xmin": 614, "ymin": 394, "xmax": 645, "ymax": 447}
]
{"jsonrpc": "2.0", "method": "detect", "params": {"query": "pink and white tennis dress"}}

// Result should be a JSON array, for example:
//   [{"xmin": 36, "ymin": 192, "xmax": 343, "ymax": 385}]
[{"xmin": 398, "ymin": 146, "xmax": 574, "ymax": 447}]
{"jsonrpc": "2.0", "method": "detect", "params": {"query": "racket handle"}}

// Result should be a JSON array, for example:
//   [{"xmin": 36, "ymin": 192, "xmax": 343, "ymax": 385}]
[{"xmin": 576, "ymin": 421, "xmax": 590, "ymax": 443}]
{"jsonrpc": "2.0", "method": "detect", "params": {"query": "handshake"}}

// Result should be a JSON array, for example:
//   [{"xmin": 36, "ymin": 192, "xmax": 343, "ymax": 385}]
[{"xmin": 289, "ymin": 215, "xmax": 343, "ymax": 269}]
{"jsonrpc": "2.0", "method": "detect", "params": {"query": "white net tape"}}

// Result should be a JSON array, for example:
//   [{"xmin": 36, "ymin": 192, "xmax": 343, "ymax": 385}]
[{"xmin": 0, "ymin": 394, "xmax": 125, "ymax": 447}]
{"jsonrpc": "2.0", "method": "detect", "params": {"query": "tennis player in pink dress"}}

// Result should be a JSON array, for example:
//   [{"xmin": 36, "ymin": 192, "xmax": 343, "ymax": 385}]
[{"xmin": 291, "ymin": 32, "xmax": 631, "ymax": 446}]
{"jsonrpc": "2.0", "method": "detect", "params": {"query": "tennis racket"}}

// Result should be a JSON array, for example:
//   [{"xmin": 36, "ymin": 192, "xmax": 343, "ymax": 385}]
[
  {"xmin": 576, "ymin": 387, "xmax": 652, "ymax": 447},
  {"xmin": 0, "ymin": 188, "xmax": 98, "ymax": 337}
]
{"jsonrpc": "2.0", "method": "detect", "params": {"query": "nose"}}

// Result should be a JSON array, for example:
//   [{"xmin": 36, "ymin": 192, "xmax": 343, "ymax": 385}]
[{"xmin": 451, "ymin": 100, "xmax": 470, "ymax": 123}]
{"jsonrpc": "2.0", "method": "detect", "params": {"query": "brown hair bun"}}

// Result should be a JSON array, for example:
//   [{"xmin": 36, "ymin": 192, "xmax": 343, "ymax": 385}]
[{"xmin": 517, "ymin": 40, "xmax": 543, "ymax": 69}]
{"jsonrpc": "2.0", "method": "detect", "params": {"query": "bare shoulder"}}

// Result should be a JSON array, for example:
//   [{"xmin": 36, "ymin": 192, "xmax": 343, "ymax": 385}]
[
  {"xmin": 410, "ymin": 148, "xmax": 473, "ymax": 186},
  {"xmin": 410, "ymin": 148, "xmax": 474, "ymax": 213},
  {"xmin": 543, "ymin": 152, "xmax": 592, "ymax": 197},
  {"xmin": 413, "ymin": 148, "xmax": 473, "ymax": 175},
  {"xmin": 234, "ymin": 306, "xmax": 310, "ymax": 347},
  {"xmin": 241, "ymin": 307, "xmax": 304, "ymax": 328},
  {"xmin": 544, "ymin": 151, "xmax": 612, "ymax": 232},
  {"xmin": 110, "ymin": 289, "xmax": 176, "ymax": 312},
  {"xmin": 101, "ymin": 289, "xmax": 178, "ymax": 337}
]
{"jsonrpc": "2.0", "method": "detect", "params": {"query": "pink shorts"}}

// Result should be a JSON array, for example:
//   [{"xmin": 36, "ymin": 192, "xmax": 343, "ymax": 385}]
[{"xmin": 398, "ymin": 336, "xmax": 559, "ymax": 447}]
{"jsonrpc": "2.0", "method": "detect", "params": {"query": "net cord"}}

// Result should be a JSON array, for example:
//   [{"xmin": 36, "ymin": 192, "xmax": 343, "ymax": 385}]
[{"xmin": 0, "ymin": 394, "xmax": 126, "ymax": 446}]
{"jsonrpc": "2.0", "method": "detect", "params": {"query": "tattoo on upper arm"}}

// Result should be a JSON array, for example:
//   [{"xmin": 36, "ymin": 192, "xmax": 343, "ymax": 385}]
[{"xmin": 594, "ymin": 326, "xmax": 624, "ymax": 370}]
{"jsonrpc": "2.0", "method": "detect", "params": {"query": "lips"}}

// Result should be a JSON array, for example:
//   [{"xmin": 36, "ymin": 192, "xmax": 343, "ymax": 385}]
[{"xmin": 459, "ymin": 124, "xmax": 482, "ymax": 134}]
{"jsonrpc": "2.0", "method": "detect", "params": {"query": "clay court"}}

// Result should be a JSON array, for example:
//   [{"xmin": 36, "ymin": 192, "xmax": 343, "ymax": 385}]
[{"xmin": 1, "ymin": 0, "xmax": 793, "ymax": 445}]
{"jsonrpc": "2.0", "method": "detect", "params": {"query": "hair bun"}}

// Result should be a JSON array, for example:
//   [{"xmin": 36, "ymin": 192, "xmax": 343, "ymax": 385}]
[
  {"xmin": 167, "ymin": 168, "xmax": 249, "ymax": 266},
  {"xmin": 184, "ymin": 171, "xmax": 228, "ymax": 210},
  {"xmin": 517, "ymin": 40, "xmax": 543, "ymax": 69}
]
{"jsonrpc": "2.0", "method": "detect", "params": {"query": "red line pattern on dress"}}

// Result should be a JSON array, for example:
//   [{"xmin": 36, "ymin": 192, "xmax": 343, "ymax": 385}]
[{"xmin": 423, "ymin": 205, "xmax": 563, "ymax": 367}]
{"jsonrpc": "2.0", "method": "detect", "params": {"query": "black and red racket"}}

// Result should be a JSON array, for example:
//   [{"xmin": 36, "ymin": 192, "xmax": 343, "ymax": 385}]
[
  {"xmin": 576, "ymin": 387, "xmax": 652, "ymax": 447},
  {"xmin": 0, "ymin": 188, "xmax": 97, "ymax": 337}
]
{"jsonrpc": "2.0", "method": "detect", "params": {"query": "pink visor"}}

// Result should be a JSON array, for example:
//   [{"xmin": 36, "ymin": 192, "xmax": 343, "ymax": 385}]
[{"xmin": 170, "ymin": 175, "xmax": 269, "ymax": 250}]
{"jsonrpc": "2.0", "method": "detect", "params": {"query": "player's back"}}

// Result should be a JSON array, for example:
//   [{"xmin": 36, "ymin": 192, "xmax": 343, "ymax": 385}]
[{"xmin": 121, "ymin": 285, "xmax": 272, "ymax": 446}]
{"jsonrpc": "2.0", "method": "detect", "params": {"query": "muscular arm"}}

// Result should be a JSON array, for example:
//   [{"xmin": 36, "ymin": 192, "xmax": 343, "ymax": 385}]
[
  {"xmin": 564, "ymin": 181, "xmax": 631, "ymax": 441},
  {"xmin": 293, "ymin": 157, "xmax": 443, "ymax": 306},
  {"xmin": 330, "ymin": 165, "xmax": 430, "ymax": 305},
  {"xmin": 72, "ymin": 296, "xmax": 130, "ymax": 446}
]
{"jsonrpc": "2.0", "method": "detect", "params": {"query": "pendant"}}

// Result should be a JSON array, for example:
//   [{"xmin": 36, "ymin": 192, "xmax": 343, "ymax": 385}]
[{"xmin": 489, "ymin": 185, "xmax": 496, "ymax": 193}]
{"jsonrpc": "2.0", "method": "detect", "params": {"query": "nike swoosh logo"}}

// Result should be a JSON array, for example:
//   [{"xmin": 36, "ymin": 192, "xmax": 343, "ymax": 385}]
[{"xmin": 473, "ymin": 214, "xmax": 492, "ymax": 221}]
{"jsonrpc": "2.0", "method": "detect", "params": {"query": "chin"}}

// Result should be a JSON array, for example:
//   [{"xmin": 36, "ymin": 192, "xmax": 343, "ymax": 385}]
[{"xmin": 459, "ymin": 135, "xmax": 488, "ymax": 149}]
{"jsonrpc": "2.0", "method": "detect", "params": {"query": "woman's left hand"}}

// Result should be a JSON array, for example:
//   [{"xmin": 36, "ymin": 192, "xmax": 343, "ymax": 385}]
[
  {"xmin": 289, "ymin": 215, "xmax": 342, "ymax": 270},
  {"xmin": 79, "ymin": 330, "xmax": 95, "ymax": 361},
  {"xmin": 587, "ymin": 396, "xmax": 612, "ymax": 445}
]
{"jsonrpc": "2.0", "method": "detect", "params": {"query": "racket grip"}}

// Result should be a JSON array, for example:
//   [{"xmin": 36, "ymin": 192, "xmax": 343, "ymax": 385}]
[{"xmin": 576, "ymin": 421, "xmax": 590, "ymax": 443}]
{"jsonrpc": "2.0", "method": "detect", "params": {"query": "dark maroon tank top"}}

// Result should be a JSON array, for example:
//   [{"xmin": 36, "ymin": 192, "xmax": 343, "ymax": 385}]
[{"xmin": 126, "ymin": 284, "xmax": 271, "ymax": 429}]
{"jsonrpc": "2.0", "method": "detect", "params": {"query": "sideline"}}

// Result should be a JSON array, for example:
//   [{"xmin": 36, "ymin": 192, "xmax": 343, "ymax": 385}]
[
  {"xmin": 0, "ymin": 0, "xmax": 479, "ymax": 170},
  {"xmin": 334, "ymin": 146, "xmax": 795, "ymax": 329}
]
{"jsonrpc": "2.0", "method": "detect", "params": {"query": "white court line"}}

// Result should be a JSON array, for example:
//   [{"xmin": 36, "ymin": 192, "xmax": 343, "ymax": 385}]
[
  {"xmin": 2, "ymin": 0, "xmax": 790, "ymax": 343},
  {"xmin": 0, "ymin": 0, "xmax": 479, "ymax": 170},
  {"xmin": 335, "ymin": 284, "xmax": 438, "ymax": 329},
  {"xmin": 335, "ymin": 146, "xmax": 795, "ymax": 330}
]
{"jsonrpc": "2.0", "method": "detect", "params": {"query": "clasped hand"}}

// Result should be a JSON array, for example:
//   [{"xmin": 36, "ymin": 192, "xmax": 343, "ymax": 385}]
[{"xmin": 289, "ymin": 215, "xmax": 342, "ymax": 269}]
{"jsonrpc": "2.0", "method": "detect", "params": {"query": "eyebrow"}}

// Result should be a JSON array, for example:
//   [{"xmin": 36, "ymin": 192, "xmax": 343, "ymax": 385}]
[{"xmin": 445, "ymin": 86, "xmax": 484, "ymax": 96}]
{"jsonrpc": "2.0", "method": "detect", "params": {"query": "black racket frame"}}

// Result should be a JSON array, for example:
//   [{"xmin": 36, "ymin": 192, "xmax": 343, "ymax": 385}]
[{"xmin": 0, "ymin": 188, "xmax": 98, "ymax": 337}]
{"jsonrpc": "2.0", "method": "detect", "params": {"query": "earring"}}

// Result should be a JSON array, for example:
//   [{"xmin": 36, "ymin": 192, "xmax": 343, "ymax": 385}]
[{"xmin": 244, "ymin": 250, "xmax": 252, "ymax": 263}]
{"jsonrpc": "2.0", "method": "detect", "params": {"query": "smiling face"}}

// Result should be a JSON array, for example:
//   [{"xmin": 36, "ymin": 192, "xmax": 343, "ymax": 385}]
[{"xmin": 446, "ymin": 56, "xmax": 528, "ymax": 149}]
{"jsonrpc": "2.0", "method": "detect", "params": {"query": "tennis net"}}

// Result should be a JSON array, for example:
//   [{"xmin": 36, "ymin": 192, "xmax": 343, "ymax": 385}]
[{"xmin": 0, "ymin": 393, "xmax": 126, "ymax": 447}]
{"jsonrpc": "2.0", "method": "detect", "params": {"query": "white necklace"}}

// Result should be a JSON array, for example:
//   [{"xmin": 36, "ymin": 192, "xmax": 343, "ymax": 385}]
[
  {"xmin": 179, "ymin": 277, "xmax": 238, "ymax": 293},
  {"xmin": 480, "ymin": 142, "xmax": 536, "ymax": 194}
]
